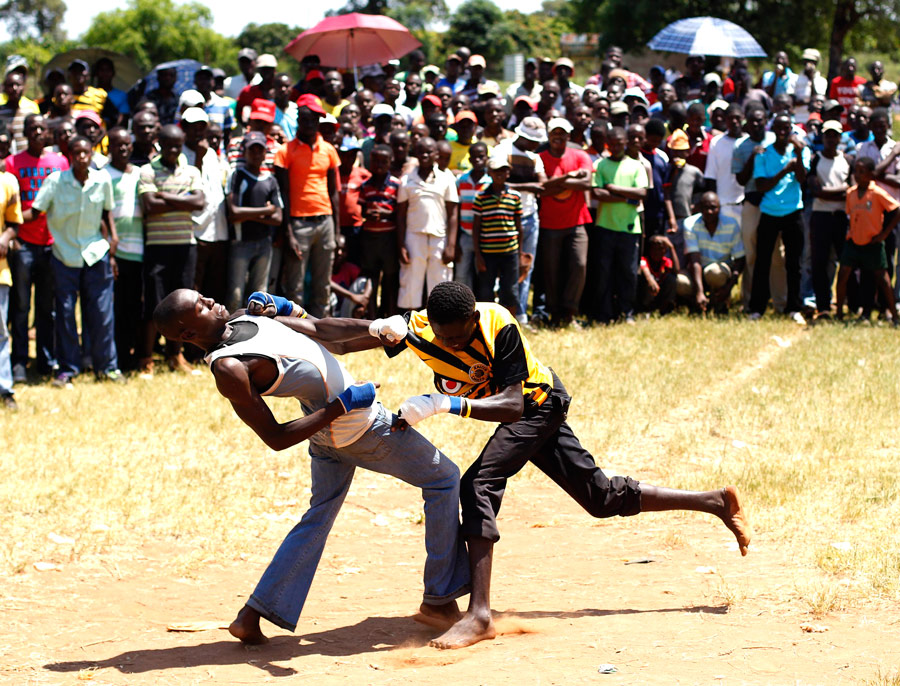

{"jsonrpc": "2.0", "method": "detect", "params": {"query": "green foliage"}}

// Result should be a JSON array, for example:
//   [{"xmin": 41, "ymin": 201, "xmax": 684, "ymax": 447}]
[
  {"xmin": 445, "ymin": 0, "xmax": 514, "ymax": 68},
  {"xmin": 81, "ymin": 0, "xmax": 235, "ymax": 72},
  {"xmin": 235, "ymin": 22, "xmax": 303, "ymax": 58},
  {"xmin": 504, "ymin": 9, "xmax": 567, "ymax": 59},
  {"xmin": 0, "ymin": 0, "xmax": 66, "ymax": 42},
  {"xmin": 564, "ymin": 0, "xmax": 900, "ymax": 69}
]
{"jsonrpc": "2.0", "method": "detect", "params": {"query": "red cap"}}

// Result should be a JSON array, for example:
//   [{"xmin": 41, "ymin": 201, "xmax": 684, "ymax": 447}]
[
  {"xmin": 422, "ymin": 94, "xmax": 442, "ymax": 108},
  {"xmin": 513, "ymin": 95, "xmax": 537, "ymax": 110},
  {"xmin": 250, "ymin": 98, "xmax": 276, "ymax": 122},
  {"xmin": 806, "ymin": 112, "xmax": 822, "ymax": 122},
  {"xmin": 305, "ymin": 69, "xmax": 325, "ymax": 82},
  {"xmin": 296, "ymin": 93, "xmax": 325, "ymax": 116},
  {"xmin": 454, "ymin": 110, "xmax": 477, "ymax": 123}
]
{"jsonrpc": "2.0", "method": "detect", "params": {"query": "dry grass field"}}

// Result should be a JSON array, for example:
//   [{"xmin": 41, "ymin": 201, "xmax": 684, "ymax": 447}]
[{"xmin": 2, "ymin": 315, "xmax": 899, "ymax": 685}]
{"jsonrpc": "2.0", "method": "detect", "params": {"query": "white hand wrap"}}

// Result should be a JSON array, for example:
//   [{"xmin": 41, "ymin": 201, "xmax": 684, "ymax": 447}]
[
  {"xmin": 368, "ymin": 315, "xmax": 409, "ymax": 343},
  {"xmin": 398, "ymin": 394, "xmax": 451, "ymax": 425}
]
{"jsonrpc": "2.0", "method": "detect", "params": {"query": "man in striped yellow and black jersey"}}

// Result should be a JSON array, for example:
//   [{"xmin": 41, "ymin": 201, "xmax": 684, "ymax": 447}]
[{"xmin": 385, "ymin": 281, "xmax": 752, "ymax": 651}]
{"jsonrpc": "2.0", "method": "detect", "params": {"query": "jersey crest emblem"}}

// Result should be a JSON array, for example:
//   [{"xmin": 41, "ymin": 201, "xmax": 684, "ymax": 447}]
[{"xmin": 468, "ymin": 363, "xmax": 490, "ymax": 383}]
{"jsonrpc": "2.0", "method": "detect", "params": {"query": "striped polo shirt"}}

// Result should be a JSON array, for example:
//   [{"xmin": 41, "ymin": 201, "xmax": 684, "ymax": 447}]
[
  {"xmin": 360, "ymin": 174, "xmax": 400, "ymax": 233},
  {"xmin": 683, "ymin": 212, "xmax": 745, "ymax": 267},
  {"xmin": 457, "ymin": 169, "xmax": 489, "ymax": 236},
  {"xmin": 138, "ymin": 156, "xmax": 202, "ymax": 246},
  {"xmin": 473, "ymin": 185, "xmax": 522, "ymax": 254}
]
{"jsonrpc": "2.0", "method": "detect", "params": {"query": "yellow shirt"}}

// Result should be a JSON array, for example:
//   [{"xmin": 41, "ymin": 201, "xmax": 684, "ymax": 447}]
[
  {"xmin": 0, "ymin": 171, "xmax": 24, "ymax": 286},
  {"xmin": 0, "ymin": 94, "xmax": 39, "ymax": 114},
  {"xmin": 322, "ymin": 98, "xmax": 349, "ymax": 117}
]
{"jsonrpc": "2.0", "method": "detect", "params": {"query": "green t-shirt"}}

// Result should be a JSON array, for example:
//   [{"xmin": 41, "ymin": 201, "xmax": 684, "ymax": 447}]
[
  {"xmin": 107, "ymin": 165, "xmax": 143, "ymax": 262},
  {"xmin": 593, "ymin": 155, "xmax": 648, "ymax": 235}
]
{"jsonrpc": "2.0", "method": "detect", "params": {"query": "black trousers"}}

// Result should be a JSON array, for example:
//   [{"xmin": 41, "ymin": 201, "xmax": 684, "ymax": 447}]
[
  {"xmin": 460, "ymin": 372, "xmax": 642, "ymax": 543},
  {"xmin": 809, "ymin": 211, "xmax": 847, "ymax": 313},
  {"xmin": 750, "ymin": 210, "xmax": 804, "ymax": 314},
  {"xmin": 113, "ymin": 257, "xmax": 145, "ymax": 370}
]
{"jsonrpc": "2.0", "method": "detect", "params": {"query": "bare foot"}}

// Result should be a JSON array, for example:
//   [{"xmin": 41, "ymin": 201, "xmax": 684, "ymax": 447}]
[
  {"xmin": 721, "ymin": 486, "xmax": 752, "ymax": 556},
  {"xmin": 228, "ymin": 605, "xmax": 269, "ymax": 645},
  {"xmin": 413, "ymin": 600, "xmax": 463, "ymax": 630},
  {"xmin": 429, "ymin": 612, "xmax": 496, "ymax": 650}
]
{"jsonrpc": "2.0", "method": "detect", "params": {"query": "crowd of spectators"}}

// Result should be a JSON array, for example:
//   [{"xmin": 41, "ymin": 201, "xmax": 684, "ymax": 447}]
[{"xmin": 0, "ymin": 42, "xmax": 898, "ymax": 409}]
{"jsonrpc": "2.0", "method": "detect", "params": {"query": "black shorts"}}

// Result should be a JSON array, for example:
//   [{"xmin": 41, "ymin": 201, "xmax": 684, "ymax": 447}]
[{"xmin": 460, "ymin": 371, "xmax": 642, "ymax": 542}]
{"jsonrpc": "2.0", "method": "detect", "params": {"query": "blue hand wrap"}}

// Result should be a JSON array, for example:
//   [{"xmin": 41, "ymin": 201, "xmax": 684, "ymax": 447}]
[
  {"xmin": 247, "ymin": 291, "xmax": 294, "ymax": 316},
  {"xmin": 337, "ymin": 382, "xmax": 377, "ymax": 412},
  {"xmin": 447, "ymin": 395, "xmax": 463, "ymax": 416}
]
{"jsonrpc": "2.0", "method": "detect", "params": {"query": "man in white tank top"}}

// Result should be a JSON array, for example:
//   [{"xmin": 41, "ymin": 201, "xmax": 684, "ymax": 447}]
[{"xmin": 153, "ymin": 289, "xmax": 470, "ymax": 644}]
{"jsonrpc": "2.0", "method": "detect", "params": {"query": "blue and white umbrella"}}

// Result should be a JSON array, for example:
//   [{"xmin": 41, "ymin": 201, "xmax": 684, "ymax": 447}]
[{"xmin": 647, "ymin": 16, "xmax": 767, "ymax": 58}]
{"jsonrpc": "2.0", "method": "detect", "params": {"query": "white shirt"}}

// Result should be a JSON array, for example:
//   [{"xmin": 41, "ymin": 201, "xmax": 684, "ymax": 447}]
[
  {"xmin": 223, "ymin": 72, "xmax": 261, "ymax": 101},
  {"xmin": 856, "ymin": 138, "xmax": 900, "ymax": 201},
  {"xmin": 490, "ymin": 138, "xmax": 545, "ymax": 216},
  {"xmin": 811, "ymin": 152, "xmax": 850, "ymax": 212},
  {"xmin": 398, "ymin": 165, "xmax": 459, "ymax": 237},
  {"xmin": 793, "ymin": 72, "xmax": 829, "ymax": 103},
  {"xmin": 183, "ymin": 145, "xmax": 228, "ymax": 242},
  {"xmin": 704, "ymin": 133, "xmax": 744, "ymax": 205}
]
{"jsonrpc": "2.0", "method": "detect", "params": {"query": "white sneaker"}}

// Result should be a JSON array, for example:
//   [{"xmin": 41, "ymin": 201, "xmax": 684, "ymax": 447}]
[
  {"xmin": 747, "ymin": 312, "xmax": 762, "ymax": 321},
  {"xmin": 789, "ymin": 311, "xmax": 806, "ymax": 326}
]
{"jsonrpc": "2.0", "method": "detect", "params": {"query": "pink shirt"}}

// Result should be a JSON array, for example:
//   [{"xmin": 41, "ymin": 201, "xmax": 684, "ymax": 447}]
[{"xmin": 6, "ymin": 150, "xmax": 69, "ymax": 245}]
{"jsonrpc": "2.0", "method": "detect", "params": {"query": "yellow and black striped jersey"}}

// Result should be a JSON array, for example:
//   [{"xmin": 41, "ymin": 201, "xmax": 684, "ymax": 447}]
[{"xmin": 387, "ymin": 302, "xmax": 553, "ymax": 410}]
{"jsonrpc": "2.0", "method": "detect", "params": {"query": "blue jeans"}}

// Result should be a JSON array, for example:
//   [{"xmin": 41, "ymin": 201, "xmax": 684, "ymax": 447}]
[
  {"xmin": 517, "ymin": 213, "xmax": 539, "ymax": 320},
  {"xmin": 226, "ymin": 238, "xmax": 273, "ymax": 312},
  {"xmin": 51, "ymin": 254, "xmax": 117, "ymax": 376},
  {"xmin": 247, "ymin": 405, "xmax": 470, "ymax": 631},
  {"xmin": 0, "ymin": 285, "xmax": 12, "ymax": 395},
  {"xmin": 9, "ymin": 241, "xmax": 56, "ymax": 371},
  {"xmin": 455, "ymin": 232, "xmax": 475, "ymax": 291}
]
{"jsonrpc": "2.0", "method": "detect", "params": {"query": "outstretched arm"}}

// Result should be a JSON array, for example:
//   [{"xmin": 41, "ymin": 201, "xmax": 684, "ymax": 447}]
[{"xmin": 397, "ymin": 382, "xmax": 525, "ymax": 429}]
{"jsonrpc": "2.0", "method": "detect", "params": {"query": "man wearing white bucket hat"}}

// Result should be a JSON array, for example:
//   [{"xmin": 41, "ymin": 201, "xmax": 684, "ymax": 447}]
[{"xmin": 490, "ymin": 117, "xmax": 548, "ymax": 324}]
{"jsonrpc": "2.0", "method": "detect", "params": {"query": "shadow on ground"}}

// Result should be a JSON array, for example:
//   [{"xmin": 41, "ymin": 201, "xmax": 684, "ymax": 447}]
[{"xmin": 44, "ymin": 605, "xmax": 727, "ymax": 677}]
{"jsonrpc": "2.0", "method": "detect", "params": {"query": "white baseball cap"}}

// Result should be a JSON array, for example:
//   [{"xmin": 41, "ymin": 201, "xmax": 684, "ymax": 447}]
[
  {"xmin": 178, "ymin": 89, "xmax": 205, "ymax": 109},
  {"xmin": 181, "ymin": 107, "xmax": 209, "ymax": 124},
  {"xmin": 547, "ymin": 117, "xmax": 573, "ymax": 134},
  {"xmin": 371, "ymin": 103, "xmax": 395, "ymax": 118}
]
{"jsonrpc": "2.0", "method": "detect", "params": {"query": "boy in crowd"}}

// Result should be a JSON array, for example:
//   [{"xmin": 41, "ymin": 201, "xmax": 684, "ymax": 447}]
[
  {"xmin": 225, "ymin": 131, "xmax": 283, "ymax": 313},
  {"xmin": 637, "ymin": 234, "xmax": 678, "ymax": 315},
  {"xmin": 455, "ymin": 141, "xmax": 490, "ymax": 290},
  {"xmin": 664, "ymin": 129, "xmax": 705, "ymax": 265},
  {"xmin": 472, "ymin": 156, "xmax": 524, "ymax": 315},
  {"xmin": 836, "ymin": 156, "xmax": 900, "ymax": 321},
  {"xmin": 337, "ymin": 135, "xmax": 370, "ymax": 265},
  {"xmin": 28, "ymin": 136, "xmax": 123, "ymax": 385},
  {"xmin": 359, "ymin": 144, "xmax": 401, "ymax": 318},
  {"xmin": 106, "ymin": 127, "xmax": 149, "ymax": 373},
  {"xmin": 449, "ymin": 111, "xmax": 479, "ymax": 173},
  {"xmin": 330, "ymin": 233, "xmax": 372, "ymax": 318},
  {"xmin": 396, "ymin": 137, "xmax": 458, "ymax": 310}
]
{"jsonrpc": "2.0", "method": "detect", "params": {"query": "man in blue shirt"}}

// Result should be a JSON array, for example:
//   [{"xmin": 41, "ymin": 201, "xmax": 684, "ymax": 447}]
[
  {"xmin": 435, "ymin": 54, "xmax": 466, "ymax": 95},
  {"xmin": 749, "ymin": 114, "xmax": 810, "ymax": 322}
]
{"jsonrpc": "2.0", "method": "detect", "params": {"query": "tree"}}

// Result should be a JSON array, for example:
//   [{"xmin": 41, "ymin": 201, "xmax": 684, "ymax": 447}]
[
  {"xmin": 0, "ymin": 0, "xmax": 66, "ymax": 42},
  {"xmin": 827, "ymin": 0, "xmax": 900, "ymax": 79},
  {"xmin": 82, "ymin": 0, "xmax": 235, "ymax": 72},
  {"xmin": 236, "ymin": 22, "xmax": 303, "ymax": 57},
  {"xmin": 504, "ymin": 9, "xmax": 566, "ymax": 60},
  {"xmin": 445, "ymin": 0, "xmax": 514, "ymax": 68}
]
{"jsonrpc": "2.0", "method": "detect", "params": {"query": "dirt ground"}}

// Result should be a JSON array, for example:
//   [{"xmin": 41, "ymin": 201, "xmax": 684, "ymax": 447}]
[{"xmin": 4, "ymin": 466, "xmax": 898, "ymax": 686}]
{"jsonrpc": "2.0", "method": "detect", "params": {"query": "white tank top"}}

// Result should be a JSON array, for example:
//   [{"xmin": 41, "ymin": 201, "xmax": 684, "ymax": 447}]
[{"xmin": 204, "ymin": 315, "xmax": 378, "ymax": 448}]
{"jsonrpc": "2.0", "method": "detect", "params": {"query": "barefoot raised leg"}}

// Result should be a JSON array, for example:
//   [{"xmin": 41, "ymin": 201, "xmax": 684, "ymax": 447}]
[
  {"xmin": 414, "ymin": 600, "xmax": 463, "ymax": 631},
  {"xmin": 228, "ymin": 605, "xmax": 269, "ymax": 645},
  {"xmin": 429, "ymin": 611, "xmax": 496, "ymax": 649},
  {"xmin": 721, "ymin": 485, "xmax": 752, "ymax": 556}
]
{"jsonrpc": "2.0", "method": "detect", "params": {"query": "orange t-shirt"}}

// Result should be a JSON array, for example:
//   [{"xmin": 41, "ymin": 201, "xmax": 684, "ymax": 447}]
[
  {"xmin": 846, "ymin": 182, "xmax": 900, "ymax": 245},
  {"xmin": 274, "ymin": 134, "xmax": 340, "ymax": 217}
]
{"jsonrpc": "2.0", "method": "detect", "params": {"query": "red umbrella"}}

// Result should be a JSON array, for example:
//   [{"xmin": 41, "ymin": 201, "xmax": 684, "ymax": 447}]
[{"xmin": 285, "ymin": 13, "xmax": 422, "ymax": 71}]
